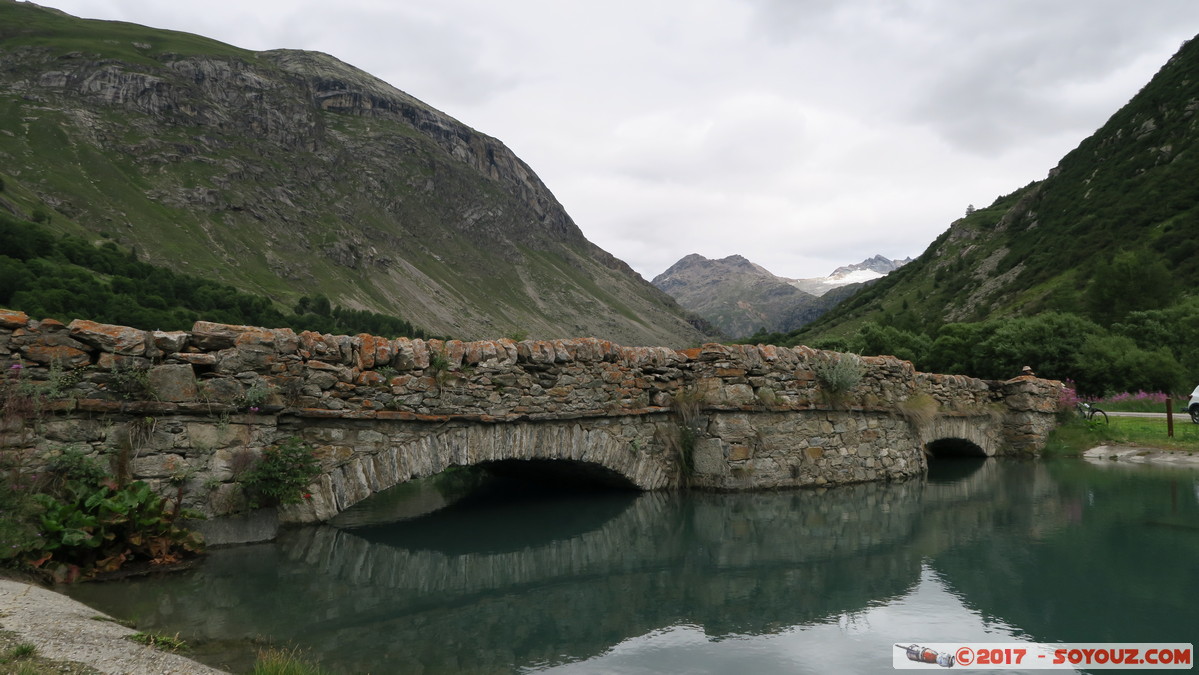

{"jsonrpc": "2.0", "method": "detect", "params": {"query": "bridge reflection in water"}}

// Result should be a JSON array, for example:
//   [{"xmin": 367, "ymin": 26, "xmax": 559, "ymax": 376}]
[{"xmin": 65, "ymin": 458, "xmax": 1199, "ymax": 674}]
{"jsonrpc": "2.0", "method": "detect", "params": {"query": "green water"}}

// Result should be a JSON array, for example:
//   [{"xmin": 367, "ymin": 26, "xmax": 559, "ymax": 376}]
[{"xmin": 66, "ymin": 458, "xmax": 1199, "ymax": 674}]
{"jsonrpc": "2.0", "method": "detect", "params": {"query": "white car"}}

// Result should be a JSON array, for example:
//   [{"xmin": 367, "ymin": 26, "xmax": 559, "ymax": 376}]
[{"xmin": 1189, "ymin": 384, "xmax": 1199, "ymax": 424}]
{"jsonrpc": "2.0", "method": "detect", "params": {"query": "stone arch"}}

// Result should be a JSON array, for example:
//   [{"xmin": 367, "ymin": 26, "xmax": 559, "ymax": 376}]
[
  {"xmin": 925, "ymin": 437, "xmax": 988, "ymax": 458},
  {"xmin": 919, "ymin": 416, "xmax": 998, "ymax": 458},
  {"xmin": 285, "ymin": 420, "xmax": 677, "ymax": 523},
  {"xmin": 479, "ymin": 457, "xmax": 643, "ymax": 490}
]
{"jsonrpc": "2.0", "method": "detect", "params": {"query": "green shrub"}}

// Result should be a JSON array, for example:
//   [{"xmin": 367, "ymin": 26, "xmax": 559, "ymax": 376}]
[
  {"xmin": 429, "ymin": 349, "xmax": 450, "ymax": 373},
  {"xmin": 43, "ymin": 447, "xmax": 109, "ymax": 494},
  {"xmin": 109, "ymin": 362, "xmax": 152, "ymax": 400},
  {"xmin": 238, "ymin": 381, "xmax": 274, "ymax": 411},
  {"xmin": 0, "ymin": 466, "xmax": 42, "ymax": 564},
  {"xmin": 1, "ymin": 363, "xmax": 43, "ymax": 430},
  {"xmin": 28, "ymin": 479, "xmax": 204, "ymax": 582},
  {"xmin": 239, "ymin": 438, "xmax": 321, "ymax": 509},
  {"xmin": 812, "ymin": 352, "xmax": 865, "ymax": 396}
]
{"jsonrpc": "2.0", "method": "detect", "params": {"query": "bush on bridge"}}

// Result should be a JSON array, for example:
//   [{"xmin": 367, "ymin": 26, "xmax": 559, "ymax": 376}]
[{"xmin": 238, "ymin": 437, "xmax": 321, "ymax": 509}]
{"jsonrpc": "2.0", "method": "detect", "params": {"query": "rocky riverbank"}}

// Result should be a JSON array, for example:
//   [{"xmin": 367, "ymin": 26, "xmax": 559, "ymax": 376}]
[
  {"xmin": 0, "ymin": 579, "xmax": 227, "ymax": 675},
  {"xmin": 1083, "ymin": 445, "xmax": 1199, "ymax": 468}
]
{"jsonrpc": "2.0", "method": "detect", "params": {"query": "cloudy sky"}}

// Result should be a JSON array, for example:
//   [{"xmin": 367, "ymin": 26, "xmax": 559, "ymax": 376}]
[{"xmin": 33, "ymin": 1, "xmax": 1199, "ymax": 281}]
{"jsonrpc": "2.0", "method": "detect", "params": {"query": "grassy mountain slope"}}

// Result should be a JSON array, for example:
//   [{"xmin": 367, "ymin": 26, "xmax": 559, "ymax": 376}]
[
  {"xmin": 797, "ymin": 35, "xmax": 1199, "ymax": 341},
  {"xmin": 0, "ymin": 1, "xmax": 704, "ymax": 346}
]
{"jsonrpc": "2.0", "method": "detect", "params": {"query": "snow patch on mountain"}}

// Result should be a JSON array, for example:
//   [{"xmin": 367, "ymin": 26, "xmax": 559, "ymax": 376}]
[{"xmin": 789, "ymin": 255, "xmax": 912, "ymax": 296}]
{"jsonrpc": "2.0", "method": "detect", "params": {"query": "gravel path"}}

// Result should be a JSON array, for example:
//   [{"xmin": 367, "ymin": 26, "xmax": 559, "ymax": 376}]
[{"xmin": 0, "ymin": 579, "xmax": 229, "ymax": 675}]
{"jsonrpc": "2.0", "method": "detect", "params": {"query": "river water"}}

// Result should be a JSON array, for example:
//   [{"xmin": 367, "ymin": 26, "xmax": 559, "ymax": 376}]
[{"xmin": 66, "ymin": 458, "xmax": 1199, "ymax": 674}]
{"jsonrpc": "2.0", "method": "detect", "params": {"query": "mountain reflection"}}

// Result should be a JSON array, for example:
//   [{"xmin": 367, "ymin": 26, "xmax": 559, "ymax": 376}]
[{"xmin": 64, "ymin": 459, "xmax": 1199, "ymax": 675}]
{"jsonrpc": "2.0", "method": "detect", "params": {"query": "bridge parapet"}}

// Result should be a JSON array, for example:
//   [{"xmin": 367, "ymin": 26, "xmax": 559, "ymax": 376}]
[{"xmin": 0, "ymin": 310, "xmax": 1064, "ymax": 523}]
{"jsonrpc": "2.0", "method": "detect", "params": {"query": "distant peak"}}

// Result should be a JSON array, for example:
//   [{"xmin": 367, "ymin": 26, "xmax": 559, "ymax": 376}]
[
  {"xmin": 829, "ymin": 255, "xmax": 911, "ymax": 277},
  {"xmin": 653, "ymin": 253, "xmax": 778, "ymax": 282}
]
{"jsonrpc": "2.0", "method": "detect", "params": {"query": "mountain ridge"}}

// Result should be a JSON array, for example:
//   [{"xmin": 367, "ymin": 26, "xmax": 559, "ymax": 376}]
[
  {"xmin": 0, "ymin": 0, "xmax": 706, "ymax": 346},
  {"xmin": 651, "ymin": 253, "xmax": 905, "ymax": 338},
  {"xmin": 792, "ymin": 34, "xmax": 1199, "ymax": 341}
]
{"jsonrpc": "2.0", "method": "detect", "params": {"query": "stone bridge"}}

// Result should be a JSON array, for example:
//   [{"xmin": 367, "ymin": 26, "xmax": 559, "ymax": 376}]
[{"xmin": 0, "ymin": 310, "xmax": 1063, "ymax": 524}]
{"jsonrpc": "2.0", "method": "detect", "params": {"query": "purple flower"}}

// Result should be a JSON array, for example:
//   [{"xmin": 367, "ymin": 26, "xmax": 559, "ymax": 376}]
[
  {"xmin": 249, "ymin": 406, "xmax": 260, "ymax": 413},
  {"xmin": 8, "ymin": 363, "xmax": 21, "ymax": 370}
]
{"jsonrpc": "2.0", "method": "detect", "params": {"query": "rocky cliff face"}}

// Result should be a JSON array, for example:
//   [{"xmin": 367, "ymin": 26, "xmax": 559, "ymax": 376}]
[{"xmin": 0, "ymin": 1, "xmax": 703, "ymax": 347}]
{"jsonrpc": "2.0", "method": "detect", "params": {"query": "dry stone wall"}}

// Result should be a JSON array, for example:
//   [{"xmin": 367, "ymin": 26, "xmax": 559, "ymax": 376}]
[{"xmin": 0, "ymin": 309, "xmax": 1064, "ymax": 524}]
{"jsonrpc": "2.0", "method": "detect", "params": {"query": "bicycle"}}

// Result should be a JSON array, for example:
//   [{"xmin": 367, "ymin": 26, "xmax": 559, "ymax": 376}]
[{"xmin": 1077, "ymin": 401, "xmax": 1108, "ymax": 424}]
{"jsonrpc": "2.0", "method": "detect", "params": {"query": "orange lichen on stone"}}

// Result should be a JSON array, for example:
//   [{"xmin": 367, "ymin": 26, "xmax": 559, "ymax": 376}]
[
  {"xmin": 0, "ymin": 309, "xmax": 30, "ymax": 329},
  {"xmin": 68, "ymin": 319, "xmax": 148, "ymax": 355}
]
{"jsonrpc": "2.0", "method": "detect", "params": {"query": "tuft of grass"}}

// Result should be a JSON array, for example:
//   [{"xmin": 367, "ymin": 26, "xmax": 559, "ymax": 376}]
[
  {"xmin": 2, "ymin": 642, "xmax": 37, "ymax": 661},
  {"xmin": 127, "ymin": 631, "xmax": 187, "ymax": 652},
  {"xmin": 253, "ymin": 647, "xmax": 331, "ymax": 675},
  {"xmin": 898, "ymin": 393, "xmax": 939, "ymax": 430}
]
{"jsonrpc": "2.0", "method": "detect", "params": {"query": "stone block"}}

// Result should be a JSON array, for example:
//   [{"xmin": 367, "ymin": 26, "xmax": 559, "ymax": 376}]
[
  {"xmin": 392, "ymin": 338, "xmax": 416, "ymax": 370},
  {"xmin": 152, "ymin": 330, "xmax": 190, "ymax": 353},
  {"xmin": 40, "ymin": 418, "xmax": 104, "ymax": 443},
  {"xmin": 355, "ymin": 334, "xmax": 392, "ymax": 370},
  {"xmin": 191, "ymin": 321, "xmax": 248, "ymax": 350},
  {"xmin": 411, "ymin": 339, "xmax": 430, "ymax": 369},
  {"xmin": 22, "ymin": 343, "xmax": 91, "ymax": 367},
  {"xmin": 173, "ymin": 352, "xmax": 217, "ymax": 366},
  {"xmin": 691, "ymin": 437, "xmax": 728, "ymax": 475},
  {"xmin": 728, "ymin": 444, "xmax": 753, "ymax": 461},
  {"xmin": 131, "ymin": 453, "xmax": 189, "ymax": 479},
  {"xmin": 187, "ymin": 421, "xmax": 252, "ymax": 450},
  {"xmin": 149, "ymin": 363, "xmax": 198, "ymax": 402},
  {"xmin": 199, "ymin": 377, "xmax": 244, "ymax": 403},
  {"xmin": 68, "ymin": 319, "xmax": 148, "ymax": 355}
]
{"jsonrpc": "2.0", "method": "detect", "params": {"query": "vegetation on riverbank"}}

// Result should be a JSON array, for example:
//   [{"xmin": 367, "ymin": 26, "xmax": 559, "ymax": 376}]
[
  {"xmin": 1083, "ymin": 390, "xmax": 1184, "ymax": 414},
  {"xmin": 252, "ymin": 648, "xmax": 332, "ymax": 675},
  {"xmin": 0, "ymin": 445, "xmax": 204, "ymax": 584},
  {"xmin": 0, "ymin": 630, "xmax": 100, "ymax": 675},
  {"xmin": 1, "ymin": 357, "xmax": 327, "ymax": 583},
  {"xmin": 1042, "ymin": 414, "xmax": 1199, "ymax": 457}
]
